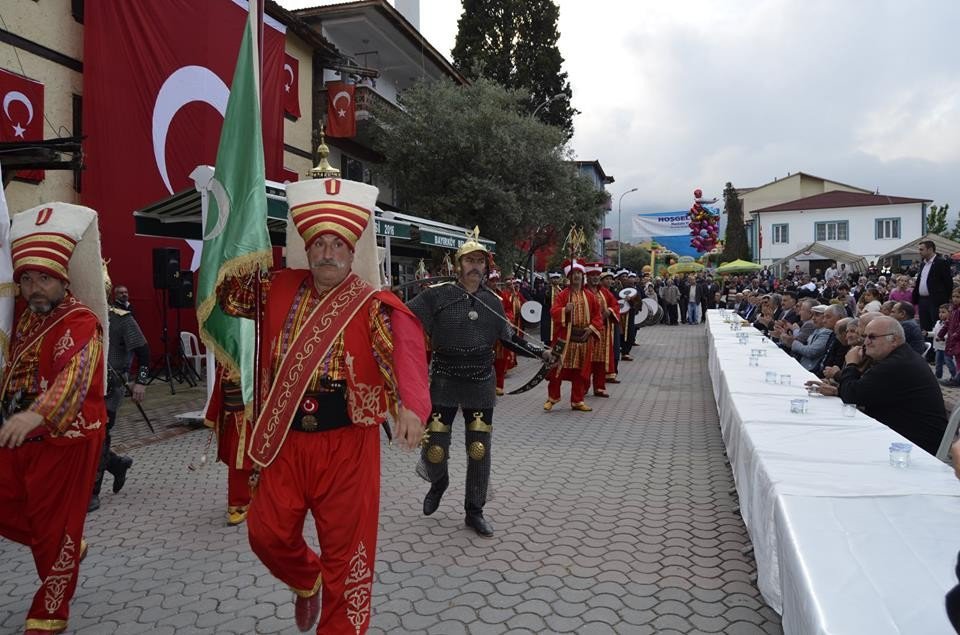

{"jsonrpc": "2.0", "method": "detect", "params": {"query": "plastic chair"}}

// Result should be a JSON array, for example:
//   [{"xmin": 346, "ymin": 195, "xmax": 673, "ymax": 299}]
[
  {"xmin": 180, "ymin": 331, "xmax": 204, "ymax": 377},
  {"xmin": 936, "ymin": 403, "xmax": 960, "ymax": 463}
]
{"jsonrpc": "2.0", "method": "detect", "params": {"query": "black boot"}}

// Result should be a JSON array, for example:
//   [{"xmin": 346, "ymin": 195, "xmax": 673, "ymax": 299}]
[
  {"xmin": 423, "ymin": 475, "xmax": 448, "ymax": 516},
  {"xmin": 465, "ymin": 513, "xmax": 494, "ymax": 537},
  {"xmin": 112, "ymin": 456, "xmax": 133, "ymax": 493}
]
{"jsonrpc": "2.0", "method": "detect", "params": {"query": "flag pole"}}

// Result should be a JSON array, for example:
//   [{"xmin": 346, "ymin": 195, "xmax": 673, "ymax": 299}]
[{"xmin": 253, "ymin": 0, "xmax": 264, "ymax": 421}]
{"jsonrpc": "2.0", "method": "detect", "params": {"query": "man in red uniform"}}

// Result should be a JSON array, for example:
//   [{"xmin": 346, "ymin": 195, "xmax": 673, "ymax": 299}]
[
  {"xmin": 544, "ymin": 259, "xmax": 603, "ymax": 412},
  {"xmin": 204, "ymin": 364, "xmax": 253, "ymax": 525},
  {"xmin": 586, "ymin": 265, "xmax": 620, "ymax": 397},
  {"xmin": 219, "ymin": 175, "xmax": 430, "ymax": 634},
  {"xmin": 490, "ymin": 269, "xmax": 513, "ymax": 396},
  {"xmin": 0, "ymin": 203, "xmax": 108, "ymax": 634}
]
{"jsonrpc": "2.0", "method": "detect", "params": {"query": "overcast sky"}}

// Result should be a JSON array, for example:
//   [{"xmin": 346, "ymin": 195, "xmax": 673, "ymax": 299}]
[{"xmin": 280, "ymin": 0, "xmax": 960, "ymax": 237}]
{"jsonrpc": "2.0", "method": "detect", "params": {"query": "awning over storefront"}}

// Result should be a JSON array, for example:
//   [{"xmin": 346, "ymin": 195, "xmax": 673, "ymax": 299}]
[{"xmin": 133, "ymin": 166, "xmax": 494, "ymax": 252}]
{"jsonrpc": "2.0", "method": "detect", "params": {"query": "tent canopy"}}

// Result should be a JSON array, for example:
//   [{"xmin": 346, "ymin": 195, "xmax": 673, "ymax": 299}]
[
  {"xmin": 876, "ymin": 233, "xmax": 960, "ymax": 263},
  {"xmin": 772, "ymin": 242, "xmax": 868, "ymax": 275},
  {"xmin": 716, "ymin": 259, "xmax": 762, "ymax": 274}
]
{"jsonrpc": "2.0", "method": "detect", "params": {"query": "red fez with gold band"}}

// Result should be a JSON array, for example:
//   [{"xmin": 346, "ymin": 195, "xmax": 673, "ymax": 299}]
[
  {"xmin": 11, "ymin": 232, "xmax": 77, "ymax": 282},
  {"xmin": 286, "ymin": 177, "xmax": 377, "ymax": 251}
]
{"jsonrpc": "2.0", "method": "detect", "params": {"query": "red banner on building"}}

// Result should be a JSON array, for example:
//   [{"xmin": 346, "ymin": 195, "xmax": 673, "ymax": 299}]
[
  {"xmin": 283, "ymin": 53, "xmax": 300, "ymax": 119},
  {"xmin": 326, "ymin": 81, "xmax": 356, "ymax": 138},
  {"xmin": 82, "ymin": 0, "xmax": 286, "ymax": 348},
  {"xmin": 0, "ymin": 69, "xmax": 44, "ymax": 182}
]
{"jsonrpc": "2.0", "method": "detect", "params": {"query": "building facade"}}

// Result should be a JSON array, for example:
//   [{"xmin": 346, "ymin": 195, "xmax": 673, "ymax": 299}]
[{"xmin": 753, "ymin": 191, "xmax": 930, "ymax": 267}]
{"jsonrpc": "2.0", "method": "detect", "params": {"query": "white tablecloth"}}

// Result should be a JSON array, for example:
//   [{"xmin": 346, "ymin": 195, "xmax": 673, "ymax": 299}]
[{"xmin": 705, "ymin": 310, "xmax": 960, "ymax": 633}]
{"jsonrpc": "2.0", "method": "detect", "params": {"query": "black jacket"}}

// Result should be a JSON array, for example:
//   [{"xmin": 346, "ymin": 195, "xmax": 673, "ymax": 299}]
[
  {"xmin": 838, "ymin": 344, "xmax": 947, "ymax": 454},
  {"xmin": 912, "ymin": 254, "xmax": 954, "ymax": 306}
]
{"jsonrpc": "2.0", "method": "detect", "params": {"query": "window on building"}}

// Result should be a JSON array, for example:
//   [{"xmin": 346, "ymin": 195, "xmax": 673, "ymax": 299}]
[
  {"xmin": 815, "ymin": 221, "xmax": 849, "ymax": 241},
  {"xmin": 875, "ymin": 217, "xmax": 901, "ymax": 240},
  {"xmin": 772, "ymin": 223, "xmax": 789, "ymax": 244}
]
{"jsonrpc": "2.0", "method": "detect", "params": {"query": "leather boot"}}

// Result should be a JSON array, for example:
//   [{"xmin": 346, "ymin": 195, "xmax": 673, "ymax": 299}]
[
  {"xmin": 112, "ymin": 456, "xmax": 134, "ymax": 493},
  {"xmin": 422, "ymin": 475, "xmax": 448, "ymax": 516}
]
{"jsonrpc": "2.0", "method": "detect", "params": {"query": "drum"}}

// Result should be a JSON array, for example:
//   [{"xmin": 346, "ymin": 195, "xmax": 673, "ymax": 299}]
[
  {"xmin": 520, "ymin": 301, "xmax": 542, "ymax": 323},
  {"xmin": 619, "ymin": 287, "xmax": 638, "ymax": 300},
  {"xmin": 618, "ymin": 298, "xmax": 630, "ymax": 314},
  {"xmin": 634, "ymin": 302, "xmax": 649, "ymax": 325},
  {"xmin": 641, "ymin": 298, "xmax": 661, "ymax": 326}
]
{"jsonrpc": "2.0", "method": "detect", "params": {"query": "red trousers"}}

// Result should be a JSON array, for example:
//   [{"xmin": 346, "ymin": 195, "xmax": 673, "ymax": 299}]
[
  {"xmin": 0, "ymin": 434, "xmax": 102, "ymax": 632},
  {"xmin": 227, "ymin": 466, "xmax": 253, "ymax": 508},
  {"xmin": 591, "ymin": 362, "xmax": 607, "ymax": 393},
  {"xmin": 248, "ymin": 425, "xmax": 380, "ymax": 634},
  {"xmin": 548, "ymin": 368, "xmax": 588, "ymax": 403},
  {"xmin": 217, "ymin": 412, "xmax": 253, "ymax": 510}
]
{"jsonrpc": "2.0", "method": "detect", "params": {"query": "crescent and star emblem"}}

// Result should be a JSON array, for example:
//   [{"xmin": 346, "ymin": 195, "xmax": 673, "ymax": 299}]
[
  {"xmin": 283, "ymin": 63, "xmax": 294, "ymax": 93},
  {"xmin": 2, "ymin": 91, "xmax": 34, "ymax": 138},
  {"xmin": 332, "ymin": 90, "xmax": 351, "ymax": 118},
  {"xmin": 151, "ymin": 65, "xmax": 229, "ymax": 194}
]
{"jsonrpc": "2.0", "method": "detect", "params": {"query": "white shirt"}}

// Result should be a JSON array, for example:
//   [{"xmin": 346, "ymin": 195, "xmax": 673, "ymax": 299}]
[
  {"xmin": 934, "ymin": 319, "xmax": 948, "ymax": 350},
  {"xmin": 689, "ymin": 285, "xmax": 696, "ymax": 302},
  {"xmin": 918, "ymin": 255, "xmax": 935, "ymax": 296},
  {"xmin": 824, "ymin": 267, "xmax": 838, "ymax": 281}
]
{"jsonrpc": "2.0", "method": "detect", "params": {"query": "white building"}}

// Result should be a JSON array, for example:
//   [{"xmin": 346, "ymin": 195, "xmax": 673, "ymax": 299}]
[{"xmin": 753, "ymin": 190, "xmax": 931, "ymax": 269}]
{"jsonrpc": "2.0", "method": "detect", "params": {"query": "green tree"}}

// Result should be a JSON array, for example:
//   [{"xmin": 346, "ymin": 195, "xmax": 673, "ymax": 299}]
[
  {"xmin": 928, "ymin": 203, "xmax": 950, "ymax": 236},
  {"xmin": 453, "ymin": 0, "xmax": 576, "ymax": 138},
  {"xmin": 619, "ymin": 244, "xmax": 652, "ymax": 275},
  {"xmin": 720, "ymin": 182, "xmax": 750, "ymax": 262},
  {"xmin": 374, "ymin": 78, "xmax": 604, "ymax": 270}
]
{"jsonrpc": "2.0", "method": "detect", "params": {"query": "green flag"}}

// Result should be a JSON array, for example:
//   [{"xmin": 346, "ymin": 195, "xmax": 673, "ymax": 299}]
[{"xmin": 196, "ymin": 2, "xmax": 272, "ymax": 408}]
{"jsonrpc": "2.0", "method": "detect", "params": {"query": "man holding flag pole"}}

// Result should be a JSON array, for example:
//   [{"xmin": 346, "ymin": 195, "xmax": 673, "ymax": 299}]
[{"xmin": 203, "ymin": 3, "xmax": 431, "ymax": 632}]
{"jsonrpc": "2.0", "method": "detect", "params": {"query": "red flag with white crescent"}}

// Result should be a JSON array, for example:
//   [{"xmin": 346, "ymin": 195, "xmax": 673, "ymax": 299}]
[
  {"xmin": 0, "ymin": 68, "xmax": 44, "ymax": 182},
  {"xmin": 283, "ymin": 53, "xmax": 300, "ymax": 118},
  {"xmin": 326, "ymin": 81, "xmax": 356, "ymax": 138}
]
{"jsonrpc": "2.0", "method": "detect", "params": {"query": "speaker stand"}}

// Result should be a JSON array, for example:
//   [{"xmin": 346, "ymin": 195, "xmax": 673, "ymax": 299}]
[{"xmin": 147, "ymin": 289, "xmax": 181, "ymax": 394}]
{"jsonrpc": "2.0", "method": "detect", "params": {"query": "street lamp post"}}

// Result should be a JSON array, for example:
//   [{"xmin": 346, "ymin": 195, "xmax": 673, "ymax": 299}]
[
  {"xmin": 618, "ymin": 187, "xmax": 639, "ymax": 267},
  {"xmin": 532, "ymin": 93, "xmax": 566, "ymax": 119}
]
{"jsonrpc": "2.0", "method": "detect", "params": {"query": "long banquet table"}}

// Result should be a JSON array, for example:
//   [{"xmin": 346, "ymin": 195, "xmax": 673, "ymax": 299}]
[{"xmin": 705, "ymin": 309, "xmax": 960, "ymax": 634}]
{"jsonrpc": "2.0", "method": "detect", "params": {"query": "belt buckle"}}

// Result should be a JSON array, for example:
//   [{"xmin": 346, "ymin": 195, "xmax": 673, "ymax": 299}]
[{"xmin": 301, "ymin": 415, "xmax": 318, "ymax": 431}]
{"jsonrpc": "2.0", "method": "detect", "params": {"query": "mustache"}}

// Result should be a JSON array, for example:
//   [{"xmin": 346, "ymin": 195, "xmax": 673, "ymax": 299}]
[{"xmin": 310, "ymin": 259, "xmax": 347, "ymax": 270}]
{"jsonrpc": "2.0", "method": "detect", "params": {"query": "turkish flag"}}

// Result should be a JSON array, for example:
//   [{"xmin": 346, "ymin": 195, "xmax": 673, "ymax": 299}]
[
  {"xmin": 326, "ymin": 82, "xmax": 356, "ymax": 138},
  {"xmin": 82, "ymin": 0, "xmax": 286, "ymax": 351},
  {"xmin": 282, "ymin": 53, "xmax": 300, "ymax": 119},
  {"xmin": 281, "ymin": 166, "xmax": 300, "ymax": 183},
  {"xmin": 0, "ymin": 69, "xmax": 44, "ymax": 182}
]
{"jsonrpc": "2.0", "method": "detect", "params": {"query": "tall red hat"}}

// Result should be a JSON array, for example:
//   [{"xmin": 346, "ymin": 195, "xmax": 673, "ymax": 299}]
[{"xmin": 286, "ymin": 178, "xmax": 377, "ymax": 251}]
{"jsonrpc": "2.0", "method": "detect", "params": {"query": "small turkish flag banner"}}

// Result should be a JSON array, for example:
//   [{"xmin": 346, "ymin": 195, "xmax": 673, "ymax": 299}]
[
  {"xmin": 282, "ymin": 53, "xmax": 300, "ymax": 118},
  {"xmin": 0, "ymin": 69, "xmax": 44, "ymax": 182},
  {"xmin": 326, "ymin": 81, "xmax": 355, "ymax": 138}
]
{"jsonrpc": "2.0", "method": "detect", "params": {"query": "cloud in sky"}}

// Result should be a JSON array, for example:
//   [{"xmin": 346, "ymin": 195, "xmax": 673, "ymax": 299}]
[{"xmin": 281, "ymin": 0, "xmax": 960, "ymax": 235}]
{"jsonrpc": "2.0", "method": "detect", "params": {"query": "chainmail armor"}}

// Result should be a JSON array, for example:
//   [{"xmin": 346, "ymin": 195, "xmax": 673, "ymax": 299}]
[{"xmin": 407, "ymin": 283, "xmax": 513, "ymax": 409}]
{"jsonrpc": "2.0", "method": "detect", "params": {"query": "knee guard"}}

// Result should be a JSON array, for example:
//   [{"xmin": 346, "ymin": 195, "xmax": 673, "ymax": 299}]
[
  {"xmin": 416, "ymin": 410, "xmax": 453, "ymax": 483},
  {"xmin": 464, "ymin": 409, "xmax": 493, "ymax": 514}
]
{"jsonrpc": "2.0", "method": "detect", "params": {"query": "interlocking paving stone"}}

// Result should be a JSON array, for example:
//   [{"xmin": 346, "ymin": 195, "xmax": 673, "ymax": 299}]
[{"xmin": 0, "ymin": 322, "xmax": 781, "ymax": 632}]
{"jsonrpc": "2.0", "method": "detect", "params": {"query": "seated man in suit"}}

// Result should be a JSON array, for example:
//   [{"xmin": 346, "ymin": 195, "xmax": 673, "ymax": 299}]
[
  {"xmin": 890, "ymin": 301, "xmax": 926, "ymax": 355},
  {"xmin": 778, "ymin": 304, "xmax": 835, "ymax": 372},
  {"xmin": 838, "ymin": 316, "xmax": 947, "ymax": 455}
]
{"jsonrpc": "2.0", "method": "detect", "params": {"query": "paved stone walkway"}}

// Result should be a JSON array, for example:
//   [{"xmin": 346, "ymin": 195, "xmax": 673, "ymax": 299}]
[{"xmin": 0, "ymin": 323, "xmax": 782, "ymax": 634}]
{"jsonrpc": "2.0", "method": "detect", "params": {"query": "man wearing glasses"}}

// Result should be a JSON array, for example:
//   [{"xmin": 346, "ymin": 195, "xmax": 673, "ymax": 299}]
[{"xmin": 837, "ymin": 315, "xmax": 947, "ymax": 454}]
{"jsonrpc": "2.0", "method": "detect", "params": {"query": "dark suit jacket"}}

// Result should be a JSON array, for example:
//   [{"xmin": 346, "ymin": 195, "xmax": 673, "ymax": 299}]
[
  {"xmin": 912, "ymin": 255, "xmax": 954, "ymax": 306},
  {"xmin": 838, "ymin": 344, "xmax": 947, "ymax": 454}
]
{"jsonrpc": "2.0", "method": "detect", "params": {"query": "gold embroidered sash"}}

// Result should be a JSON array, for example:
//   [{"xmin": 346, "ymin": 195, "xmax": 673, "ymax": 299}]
[{"xmin": 248, "ymin": 273, "xmax": 375, "ymax": 467}]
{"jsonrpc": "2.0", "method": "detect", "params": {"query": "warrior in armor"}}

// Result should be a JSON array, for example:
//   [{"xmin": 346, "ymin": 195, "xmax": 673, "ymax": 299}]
[
  {"xmin": 408, "ymin": 229, "xmax": 552, "ymax": 538},
  {"xmin": 544, "ymin": 258, "xmax": 603, "ymax": 412},
  {"xmin": 90, "ymin": 269, "xmax": 149, "ymax": 513}
]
